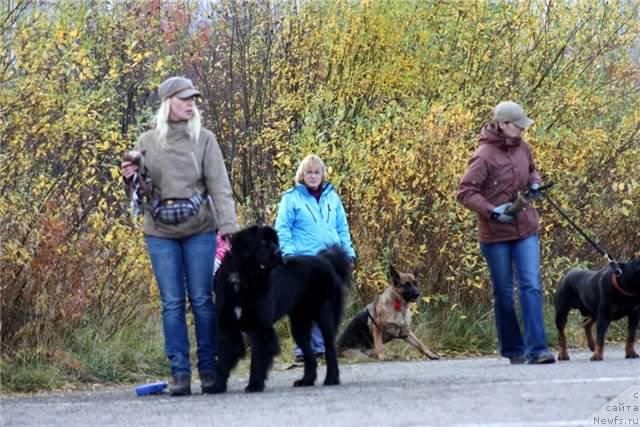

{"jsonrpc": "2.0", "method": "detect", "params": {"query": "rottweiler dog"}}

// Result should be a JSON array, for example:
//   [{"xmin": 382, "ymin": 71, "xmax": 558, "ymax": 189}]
[
  {"xmin": 337, "ymin": 266, "xmax": 439, "ymax": 360},
  {"xmin": 555, "ymin": 258, "xmax": 640, "ymax": 361}
]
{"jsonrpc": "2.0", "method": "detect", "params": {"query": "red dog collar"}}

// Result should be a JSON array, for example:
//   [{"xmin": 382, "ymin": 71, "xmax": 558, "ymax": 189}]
[{"xmin": 611, "ymin": 272, "xmax": 636, "ymax": 297}]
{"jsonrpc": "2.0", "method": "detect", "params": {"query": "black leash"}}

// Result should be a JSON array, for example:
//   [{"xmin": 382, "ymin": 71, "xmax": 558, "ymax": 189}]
[{"xmin": 537, "ymin": 183, "xmax": 621, "ymax": 275}]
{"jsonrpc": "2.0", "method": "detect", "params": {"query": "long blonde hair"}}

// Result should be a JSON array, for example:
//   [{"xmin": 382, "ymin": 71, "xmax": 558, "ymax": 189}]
[{"xmin": 154, "ymin": 98, "xmax": 202, "ymax": 147}]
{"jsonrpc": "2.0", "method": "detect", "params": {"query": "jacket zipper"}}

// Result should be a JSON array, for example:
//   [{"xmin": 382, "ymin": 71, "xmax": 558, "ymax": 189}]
[
  {"xmin": 305, "ymin": 205, "xmax": 317, "ymax": 223},
  {"xmin": 326, "ymin": 204, "xmax": 331, "ymax": 223}
]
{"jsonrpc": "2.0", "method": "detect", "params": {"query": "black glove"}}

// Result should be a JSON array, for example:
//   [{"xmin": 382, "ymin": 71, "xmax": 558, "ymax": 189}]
[{"xmin": 491, "ymin": 203, "xmax": 515, "ymax": 223}]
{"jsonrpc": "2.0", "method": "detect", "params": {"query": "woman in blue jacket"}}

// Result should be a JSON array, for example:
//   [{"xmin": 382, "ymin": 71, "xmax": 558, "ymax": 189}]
[{"xmin": 275, "ymin": 154, "xmax": 356, "ymax": 361}]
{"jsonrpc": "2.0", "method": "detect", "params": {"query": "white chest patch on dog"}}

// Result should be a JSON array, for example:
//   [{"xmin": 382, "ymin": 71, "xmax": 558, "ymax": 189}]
[
  {"xmin": 229, "ymin": 271, "xmax": 240, "ymax": 292},
  {"xmin": 234, "ymin": 306, "xmax": 242, "ymax": 320}
]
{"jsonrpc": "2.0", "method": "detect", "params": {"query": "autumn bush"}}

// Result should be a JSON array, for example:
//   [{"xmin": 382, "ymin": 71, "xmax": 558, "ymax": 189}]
[{"xmin": 1, "ymin": 0, "xmax": 639, "ymax": 390}]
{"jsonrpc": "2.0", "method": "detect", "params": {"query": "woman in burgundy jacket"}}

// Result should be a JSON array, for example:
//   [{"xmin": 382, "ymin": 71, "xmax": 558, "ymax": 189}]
[{"xmin": 457, "ymin": 101, "xmax": 555, "ymax": 365}]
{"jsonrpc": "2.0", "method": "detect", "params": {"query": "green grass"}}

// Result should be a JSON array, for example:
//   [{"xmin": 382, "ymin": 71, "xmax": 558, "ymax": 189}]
[
  {"xmin": 1, "ymin": 319, "xmax": 168, "ymax": 393},
  {"xmin": 0, "ymin": 361, "xmax": 63, "ymax": 393},
  {"xmin": 1, "ymin": 302, "xmax": 634, "ymax": 393}
]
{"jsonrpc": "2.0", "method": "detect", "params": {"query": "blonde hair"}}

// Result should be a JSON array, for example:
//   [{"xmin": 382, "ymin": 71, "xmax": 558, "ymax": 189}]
[
  {"xmin": 294, "ymin": 154, "xmax": 327, "ymax": 184},
  {"xmin": 154, "ymin": 98, "xmax": 202, "ymax": 147}
]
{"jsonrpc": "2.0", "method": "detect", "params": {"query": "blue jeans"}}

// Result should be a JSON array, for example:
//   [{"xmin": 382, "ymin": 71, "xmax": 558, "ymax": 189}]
[
  {"xmin": 480, "ymin": 233, "xmax": 550, "ymax": 360},
  {"xmin": 145, "ymin": 232, "xmax": 216, "ymax": 377},
  {"xmin": 294, "ymin": 323, "xmax": 325, "ymax": 357}
]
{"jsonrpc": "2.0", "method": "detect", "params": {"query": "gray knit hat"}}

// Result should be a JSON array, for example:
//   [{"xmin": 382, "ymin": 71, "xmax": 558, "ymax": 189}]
[
  {"xmin": 158, "ymin": 76, "xmax": 201, "ymax": 101},
  {"xmin": 492, "ymin": 101, "xmax": 534, "ymax": 129}
]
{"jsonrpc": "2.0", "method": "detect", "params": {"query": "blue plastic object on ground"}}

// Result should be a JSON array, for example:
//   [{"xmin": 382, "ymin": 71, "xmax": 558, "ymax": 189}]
[{"xmin": 135, "ymin": 381, "xmax": 168, "ymax": 396}]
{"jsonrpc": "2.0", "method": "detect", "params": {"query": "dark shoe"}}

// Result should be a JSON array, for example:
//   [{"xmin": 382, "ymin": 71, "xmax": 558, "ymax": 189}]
[
  {"xmin": 528, "ymin": 351, "xmax": 556, "ymax": 365},
  {"xmin": 170, "ymin": 374, "xmax": 191, "ymax": 396},
  {"xmin": 200, "ymin": 372, "xmax": 216, "ymax": 394},
  {"xmin": 509, "ymin": 355, "xmax": 527, "ymax": 365}
]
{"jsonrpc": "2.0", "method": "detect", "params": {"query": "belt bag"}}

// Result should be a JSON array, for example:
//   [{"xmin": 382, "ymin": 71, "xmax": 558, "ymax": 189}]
[{"xmin": 151, "ymin": 193, "xmax": 206, "ymax": 225}]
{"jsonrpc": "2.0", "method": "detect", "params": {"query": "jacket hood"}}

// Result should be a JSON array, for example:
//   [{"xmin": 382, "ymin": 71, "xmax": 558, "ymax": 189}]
[{"xmin": 478, "ymin": 123, "xmax": 522, "ymax": 149}]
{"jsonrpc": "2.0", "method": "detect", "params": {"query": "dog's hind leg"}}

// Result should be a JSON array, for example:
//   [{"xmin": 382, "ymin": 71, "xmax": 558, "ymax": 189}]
[
  {"xmin": 245, "ymin": 327, "xmax": 279, "ymax": 392},
  {"xmin": 290, "ymin": 317, "xmax": 317, "ymax": 387},
  {"xmin": 316, "ymin": 310, "xmax": 340, "ymax": 386},
  {"xmin": 625, "ymin": 311, "xmax": 639, "ymax": 359},
  {"xmin": 555, "ymin": 304, "xmax": 571, "ymax": 361},
  {"xmin": 582, "ymin": 316, "xmax": 595, "ymax": 352},
  {"xmin": 212, "ymin": 326, "xmax": 245, "ymax": 393},
  {"xmin": 555, "ymin": 280, "xmax": 579, "ymax": 362}
]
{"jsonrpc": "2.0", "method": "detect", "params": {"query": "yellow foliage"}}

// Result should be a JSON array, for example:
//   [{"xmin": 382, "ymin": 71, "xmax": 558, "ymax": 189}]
[{"xmin": 2, "ymin": 0, "xmax": 639, "ymax": 360}]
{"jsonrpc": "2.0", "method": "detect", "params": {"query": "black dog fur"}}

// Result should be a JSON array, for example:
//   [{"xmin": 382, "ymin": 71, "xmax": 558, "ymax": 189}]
[
  {"xmin": 212, "ymin": 225, "xmax": 352, "ymax": 393},
  {"xmin": 555, "ymin": 258, "xmax": 640, "ymax": 361}
]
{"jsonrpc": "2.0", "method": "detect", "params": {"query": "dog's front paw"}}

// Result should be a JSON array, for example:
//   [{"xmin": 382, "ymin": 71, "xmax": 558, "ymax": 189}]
[
  {"xmin": 244, "ymin": 382, "xmax": 265, "ymax": 393},
  {"xmin": 324, "ymin": 376, "xmax": 340, "ymax": 386},
  {"xmin": 624, "ymin": 351, "xmax": 639, "ymax": 359},
  {"xmin": 209, "ymin": 382, "xmax": 227, "ymax": 394},
  {"xmin": 557, "ymin": 351, "xmax": 570, "ymax": 361},
  {"xmin": 375, "ymin": 353, "xmax": 386, "ymax": 361},
  {"xmin": 293, "ymin": 378, "xmax": 315, "ymax": 387},
  {"xmin": 590, "ymin": 353, "xmax": 604, "ymax": 361}
]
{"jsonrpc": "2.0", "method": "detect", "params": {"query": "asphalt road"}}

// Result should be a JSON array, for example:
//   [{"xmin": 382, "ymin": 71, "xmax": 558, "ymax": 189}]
[{"xmin": 1, "ymin": 347, "xmax": 639, "ymax": 427}]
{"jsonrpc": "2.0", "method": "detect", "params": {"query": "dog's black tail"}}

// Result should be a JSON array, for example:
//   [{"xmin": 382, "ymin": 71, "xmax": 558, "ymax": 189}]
[
  {"xmin": 318, "ymin": 244, "xmax": 353, "ymax": 288},
  {"xmin": 318, "ymin": 244, "xmax": 353, "ymax": 329}
]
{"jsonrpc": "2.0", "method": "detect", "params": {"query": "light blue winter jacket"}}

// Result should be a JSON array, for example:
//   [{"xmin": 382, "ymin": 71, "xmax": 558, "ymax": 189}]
[{"xmin": 274, "ymin": 183, "xmax": 356, "ymax": 258}]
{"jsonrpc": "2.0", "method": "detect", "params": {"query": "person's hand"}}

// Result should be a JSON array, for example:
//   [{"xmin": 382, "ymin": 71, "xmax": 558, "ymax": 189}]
[
  {"xmin": 220, "ymin": 233, "xmax": 232, "ymax": 246},
  {"xmin": 121, "ymin": 150, "xmax": 142, "ymax": 181},
  {"xmin": 528, "ymin": 183, "xmax": 544, "ymax": 200},
  {"xmin": 121, "ymin": 160, "xmax": 139, "ymax": 181},
  {"xmin": 491, "ymin": 203, "xmax": 515, "ymax": 223}
]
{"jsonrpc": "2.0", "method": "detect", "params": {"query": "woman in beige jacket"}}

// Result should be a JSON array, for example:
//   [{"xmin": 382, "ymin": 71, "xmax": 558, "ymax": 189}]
[{"xmin": 121, "ymin": 76, "xmax": 238, "ymax": 396}]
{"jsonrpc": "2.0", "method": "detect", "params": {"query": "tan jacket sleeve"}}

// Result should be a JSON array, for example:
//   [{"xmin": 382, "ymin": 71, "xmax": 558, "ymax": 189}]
[{"xmin": 202, "ymin": 131, "xmax": 239, "ymax": 236}]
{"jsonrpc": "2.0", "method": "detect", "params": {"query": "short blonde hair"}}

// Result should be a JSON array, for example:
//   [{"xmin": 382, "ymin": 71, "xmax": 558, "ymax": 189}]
[{"xmin": 294, "ymin": 154, "xmax": 327, "ymax": 184}]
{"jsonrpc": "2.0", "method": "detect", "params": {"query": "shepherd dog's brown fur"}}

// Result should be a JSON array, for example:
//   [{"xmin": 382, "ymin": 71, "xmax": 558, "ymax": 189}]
[{"xmin": 337, "ymin": 266, "xmax": 439, "ymax": 360}]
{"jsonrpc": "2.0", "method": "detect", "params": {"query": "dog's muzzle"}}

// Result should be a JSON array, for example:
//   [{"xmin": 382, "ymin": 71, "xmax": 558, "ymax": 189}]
[{"xmin": 402, "ymin": 288, "xmax": 421, "ymax": 302}]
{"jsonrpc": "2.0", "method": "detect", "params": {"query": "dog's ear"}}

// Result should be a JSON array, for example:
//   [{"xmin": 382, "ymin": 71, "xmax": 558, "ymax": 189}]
[
  {"xmin": 389, "ymin": 265, "xmax": 400, "ymax": 284},
  {"xmin": 231, "ymin": 227, "xmax": 256, "ymax": 258},
  {"xmin": 263, "ymin": 225, "xmax": 280, "ymax": 246}
]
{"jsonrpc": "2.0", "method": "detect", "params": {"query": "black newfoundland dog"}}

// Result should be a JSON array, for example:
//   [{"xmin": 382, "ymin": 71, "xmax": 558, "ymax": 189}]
[{"xmin": 212, "ymin": 225, "xmax": 352, "ymax": 393}]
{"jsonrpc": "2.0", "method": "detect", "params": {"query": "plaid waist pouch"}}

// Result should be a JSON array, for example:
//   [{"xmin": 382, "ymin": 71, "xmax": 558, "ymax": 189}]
[{"xmin": 151, "ymin": 193, "xmax": 206, "ymax": 225}]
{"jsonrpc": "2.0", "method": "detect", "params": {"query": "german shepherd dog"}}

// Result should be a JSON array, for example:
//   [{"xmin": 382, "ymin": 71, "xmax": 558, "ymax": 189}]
[
  {"xmin": 555, "ymin": 258, "xmax": 640, "ymax": 361},
  {"xmin": 337, "ymin": 266, "xmax": 439, "ymax": 360},
  {"xmin": 212, "ymin": 225, "xmax": 352, "ymax": 393}
]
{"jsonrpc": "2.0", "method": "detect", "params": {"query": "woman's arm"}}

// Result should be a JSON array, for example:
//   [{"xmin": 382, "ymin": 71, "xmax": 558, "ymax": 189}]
[{"xmin": 274, "ymin": 193, "xmax": 296, "ymax": 256}]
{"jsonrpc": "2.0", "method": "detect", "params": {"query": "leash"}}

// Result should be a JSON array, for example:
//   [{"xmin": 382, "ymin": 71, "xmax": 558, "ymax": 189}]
[
  {"xmin": 541, "ymin": 190, "xmax": 620, "ymax": 269},
  {"xmin": 535, "ymin": 184, "xmax": 630, "ymax": 294}
]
